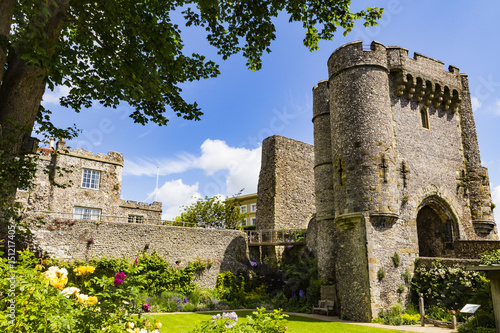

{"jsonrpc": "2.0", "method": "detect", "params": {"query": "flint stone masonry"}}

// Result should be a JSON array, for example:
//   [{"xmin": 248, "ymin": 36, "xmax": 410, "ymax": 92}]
[
  {"xmin": 31, "ymin": 220, "xmax": 248, "ymax": 289},
  {"xmin": 19, "ymin": 140, "xmax": 161, "ymax": 222},
  {"xmin": 308, "ymin": 40, "xmax": 498, "ymax": 322},
  {"xmin": 256, "ymin": 135, "xmax": 315, "ymax": 231}
]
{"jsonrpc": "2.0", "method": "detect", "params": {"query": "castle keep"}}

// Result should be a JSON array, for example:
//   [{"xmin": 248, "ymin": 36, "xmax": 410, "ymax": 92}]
[{"xmin": 311, "ymin": 41, "xmax": 497, "ymax": 321}]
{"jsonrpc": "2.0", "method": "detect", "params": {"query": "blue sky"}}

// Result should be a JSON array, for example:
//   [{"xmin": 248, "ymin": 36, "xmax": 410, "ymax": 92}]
[{"xmin": 41, "ymin": 1, "xmax": 500, "ymax": 224}]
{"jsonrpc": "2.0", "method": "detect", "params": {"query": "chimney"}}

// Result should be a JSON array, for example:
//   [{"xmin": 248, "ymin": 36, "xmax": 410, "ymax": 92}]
[
  {"xmin": 56, "ymin": 138, "xmax": 66, "ymax": 150},
  {"xmin": 49, "ymin": 137, "xmax": 55, "ymax": 149}
]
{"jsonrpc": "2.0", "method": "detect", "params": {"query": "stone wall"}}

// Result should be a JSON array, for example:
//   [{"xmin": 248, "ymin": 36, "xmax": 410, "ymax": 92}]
[
  {"xmin": 31, "ymin": 220, "xmax": 248, "ymax": 289},
  {"xmin": 256, "ymin": 135, "xmax": 315, "ymax": 231},
  {"xmin": 454, "ymin": 240, "xmax": 500, "ymax": 258}
]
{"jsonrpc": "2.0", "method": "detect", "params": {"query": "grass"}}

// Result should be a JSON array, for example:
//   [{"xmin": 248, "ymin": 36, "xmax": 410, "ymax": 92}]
[{"xmin": 150, "ymin": 311, "xmax": 402, "ymax": 333}]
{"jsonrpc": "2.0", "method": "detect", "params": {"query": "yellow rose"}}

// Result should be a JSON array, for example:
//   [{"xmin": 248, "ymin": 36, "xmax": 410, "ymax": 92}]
[
  {"xmin": 127, "ymin": 322, "xmax": 134, "ymax": 329},
  {"xmin": 154, "ymin": 321, "xmax": 162, "ymax": 329},
  {"xmin": 87, "ymin": 296, "xmax": 98, "ymax": 306},
  {"xmin": 77, "ymin": 294, "xmax": 89, "ymax": 304}
]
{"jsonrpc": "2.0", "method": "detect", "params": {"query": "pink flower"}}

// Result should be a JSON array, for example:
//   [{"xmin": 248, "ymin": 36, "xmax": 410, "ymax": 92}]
[
  {"xmin": 142, "ymin": 303, "xmax": 150, "ymax": 312},
  {"xmin": 114, "ymin": 272, "xmax": 126, "ymax": 286}
]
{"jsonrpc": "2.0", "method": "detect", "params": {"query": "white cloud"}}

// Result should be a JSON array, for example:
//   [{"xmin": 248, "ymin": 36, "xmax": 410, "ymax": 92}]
[
  {"xmin": 124, "ymin": 139, "xmax": 262, "ymax": 197},
  {"xmin": 493, "ymin": 185, "xmax": 500, "ymax": 226},
  {"xmin": 123, "ymin": 153, "xmax": 195, "ymax": 177},
  {"xmin": 42, "ymin": 85, "xmax": 71, "ymax": 105},
  {"xmin": 196, "ymin": 139, "xmax": 261, "ymax": 195},
  {"xmin": 153, "ymin": 179, "xmax": 201, "ymax": 220},
  {"xmin": 471, "ymin": 96, "xmax": 482, "ymax": 112}
]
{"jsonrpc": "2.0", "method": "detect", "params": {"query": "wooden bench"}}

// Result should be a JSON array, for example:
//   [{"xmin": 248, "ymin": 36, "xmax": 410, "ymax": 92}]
[{"xmin": 312, "ymin": 300, "xmax": 335, "ymax": 316}]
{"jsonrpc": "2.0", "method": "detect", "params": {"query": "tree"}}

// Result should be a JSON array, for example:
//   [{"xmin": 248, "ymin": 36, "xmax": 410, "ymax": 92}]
[
  {"xmin": 175, "ymin": 194, "xmax": 247, "ymax": 229},
  {"xmin": 0, "ymin": 1, "xmax": 382, "ymax": 221}
]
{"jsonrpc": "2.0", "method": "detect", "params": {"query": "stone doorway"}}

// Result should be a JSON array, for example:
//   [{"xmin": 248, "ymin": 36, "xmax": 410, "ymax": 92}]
[{"xmin": 416, "ymin": 197, "xmax": 459, "ymax": 257}]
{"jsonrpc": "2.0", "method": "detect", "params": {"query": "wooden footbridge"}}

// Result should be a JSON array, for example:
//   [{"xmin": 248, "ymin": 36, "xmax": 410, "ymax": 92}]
[{"xmin": 246, "ymin": 229, "xmax": 307, "ymax": 246}]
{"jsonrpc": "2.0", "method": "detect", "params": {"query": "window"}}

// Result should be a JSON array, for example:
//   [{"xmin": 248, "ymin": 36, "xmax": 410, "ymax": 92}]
[
  {"xmin": 250, "ymin": 217, "xmax": 257, "ymax": 225},
  {"xmin": 128, "ymin": 215, "xmax": 144, "ymax": 223},
  {"xmin": 241, "ymin": 218, "xmax": 247, "ymax": 226},
  {"xmin": 421, "ymin": 108, "xmax": 430, "ymax": 129},
  {"xmin": 250, "ymin": 203, "xmax": 257, "ymax": 212},
  {"xmin": 81, "ymin": 169, "xmax": 100, "ymax": 189},
  {"xmin": 240, "ymin": 205, "xmax": 247, "ymax": 214},
  {"xmin": 73, "ymin": 207, "xmax": 101, "ymax": 221}
]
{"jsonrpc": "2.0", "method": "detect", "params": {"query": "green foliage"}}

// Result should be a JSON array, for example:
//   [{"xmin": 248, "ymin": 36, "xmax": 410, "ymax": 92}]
[
  {"xmin": 480, "ymin": 249, "xmax": 500, "ymax": 265},
  {"xmin": 0, "ymin": 248, "xmax": 157, "ymax": 332},
  {"xmin": 52, "ymin": 251, "xmax": 212, "ymax": 297},
  {"xmin": 426, "ymin": 305, "xmax": 451, "ymax": 321},
  {"xmin": 377, "ymin": 268, "xmax": 386, "ymax": 281},
  {"xmin": 176, "ymin": 193, "xmax": 247, "ymax": 229},
  {"xmin": 400, "ymin": 313, "xmax": 420, "ymax": 325},
  {"xmin": 396, "ymin": 285, "xmax": 405, "ymax": 294},
  {"xmin": 391, "ymin": 252, "xmax": 401, "ymax": 267},
  {"xmin": 411, "ymin": 261, "xmax": 485, "ymax": 310},
  {"xmin": 189, "ymin": 307, "xmax": 288, "ymax": 333},
  {"xmin": 402, "ymin": 268, "xmax": 412, "ymax": 284}
]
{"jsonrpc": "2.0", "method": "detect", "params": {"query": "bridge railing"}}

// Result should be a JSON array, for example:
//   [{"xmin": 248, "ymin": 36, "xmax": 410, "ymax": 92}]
[{"xmin": 246, "ymin": 229, "xmax": 307, "ymax": 246}]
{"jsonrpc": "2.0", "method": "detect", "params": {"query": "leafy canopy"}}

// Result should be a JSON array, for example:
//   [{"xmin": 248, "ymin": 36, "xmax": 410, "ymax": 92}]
[
  {"xmin": 6, "ymin": 0, "xmax": 382, "ymax": 129},
  {"xmin": 175, "ymin": 193, "xmax": 247, "ymax": 228}
]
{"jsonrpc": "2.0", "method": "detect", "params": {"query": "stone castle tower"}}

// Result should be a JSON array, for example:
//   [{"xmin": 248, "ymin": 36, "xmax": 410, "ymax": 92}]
[{"xmin": 312, "ymin": 41, "xmax": 496, "ymax": 321}]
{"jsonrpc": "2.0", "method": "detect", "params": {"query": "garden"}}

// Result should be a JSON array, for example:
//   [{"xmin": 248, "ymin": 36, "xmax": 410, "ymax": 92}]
[{"xmin": 0, "ymin": 243, "xmax": 498, "ymax": 332}]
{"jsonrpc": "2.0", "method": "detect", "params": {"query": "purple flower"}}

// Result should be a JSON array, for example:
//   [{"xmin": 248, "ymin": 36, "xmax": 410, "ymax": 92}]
[
  {"xmin": 142, "ymin": 303, "xmax": 150, "ymax": 312},
  {"xmin": 299, "ymin": 290, "xmax": 304, "ymax": 297},
  {"xmin": 183, "ymin": 297, "xmax": 189, "ymax": 304},
  {"xmin": 134, "ymin": 258, "xmax": 138, "ymax": 265},
  {"xmin": 250, "ymin": 261, "xmax": 258, "ymax": 268},
  {"xmin": 114, "ymin": 272, "xmax": 127, "ymax": 286}
]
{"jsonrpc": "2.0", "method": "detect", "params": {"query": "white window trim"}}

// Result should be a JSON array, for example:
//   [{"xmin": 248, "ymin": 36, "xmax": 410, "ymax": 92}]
[
  {"xmin": 128, "ymin": 215, "xmax": 144, "ymax": 223},
  {"xmin": 241, "ymin": 218, "xmax": 247, "ymax": 226},
  {"xmin": 73, "ymin": 207, "xmax": 101, "ymax": 221},
  {"xmin": 240, "ymin": 205, "xmax": 247, "ymax": 213},
  {"xmin": 81, "ymin": 168, "xmax": 101, "ymax": 190},
  {"xmin": 250, "ymin": 217, "xmax": 257, "ymax": 225},
  {"xmin": 250, "ymin": 203, "xmax": 257, "ymax": 212}
]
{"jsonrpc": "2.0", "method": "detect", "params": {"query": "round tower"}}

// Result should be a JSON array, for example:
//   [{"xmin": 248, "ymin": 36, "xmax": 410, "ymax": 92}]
[
  {"xmin": 328, "ymin": 41, "xmax": 398, "ymax": 216},
  {"xmin": 312, "ymin": 80, "xmax": 336, "ymax": 281},
  {"xmin": 326, "ymin": 41, "xmax": 399, "ymax": 322}
]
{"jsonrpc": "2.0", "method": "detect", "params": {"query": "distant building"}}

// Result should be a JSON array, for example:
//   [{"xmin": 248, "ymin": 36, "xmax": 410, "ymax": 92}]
[
  {"xmin": 17, "ymin": 138, "xmax": 162, "ymax": 223},
  {"xmin": 232, "ymin": 193, "xmax": 257, "ymax": 226}
]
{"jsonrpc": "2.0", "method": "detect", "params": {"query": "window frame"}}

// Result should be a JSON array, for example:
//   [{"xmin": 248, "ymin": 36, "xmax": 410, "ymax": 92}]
[
  {"xmin": 81, "ymin": 168, "xmax": 101, "ymax": 190},
  {"xmin": 250, "ymin": 217, "xmax": 257, "ymax": 225},
  {"xmin": 250, "ymin": 203, "xmax": 257, "ymax": 212},
  {"xmin": 240, "ymin": 205, "xmax": 247, "ymax": 214},
  {"xmin": 241, "ymin": 218, "xmax": 247, "ymax": 226},
  {"xmin": 73, "ymin": 207, "xmax": 101, "ymax": 221},
  {"xmin": 128, "ymin": 215, "xmax": 144, "ymax": 223}
]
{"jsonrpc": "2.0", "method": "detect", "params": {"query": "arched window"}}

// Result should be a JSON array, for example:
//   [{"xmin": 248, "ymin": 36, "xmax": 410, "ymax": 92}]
[{"xmin": 420, "ymin": 108, "xmax": 430, "ymax": 129}]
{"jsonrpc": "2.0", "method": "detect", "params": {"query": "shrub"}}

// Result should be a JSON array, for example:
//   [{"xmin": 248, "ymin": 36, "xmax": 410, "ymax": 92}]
[
  {"xmin": 0, "ymin": 248, "xmax": 158, "ymax": 332},
  {"xmin": 480, "ymin": 249, "xmax": 500, "ymax": 265},
  {"xmin": 411, "ymin": 261, "xmax": 484, "ymax": 310},
  {"xmin": 189, "ymin": 308, "xmax": 288, "ymax": 333},
  {"xmin": 400, "ymin": 313, "xmax": 420, "ymax": 325}
]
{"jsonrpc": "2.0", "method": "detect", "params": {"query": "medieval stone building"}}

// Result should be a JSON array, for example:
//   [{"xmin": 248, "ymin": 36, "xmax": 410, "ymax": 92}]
[
  {"xmin": 17, "ymin": 138, "xmax": 162, "ymax": 223},
  {"xmin": 256, "ymin": 41, "xmax": 498, "ymax": 321}
]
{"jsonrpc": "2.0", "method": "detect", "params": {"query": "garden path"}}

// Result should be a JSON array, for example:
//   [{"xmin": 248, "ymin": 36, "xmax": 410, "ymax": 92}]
[{"xmin": 283, "ymin": 312, "xmax": 458, "ymax": 333}]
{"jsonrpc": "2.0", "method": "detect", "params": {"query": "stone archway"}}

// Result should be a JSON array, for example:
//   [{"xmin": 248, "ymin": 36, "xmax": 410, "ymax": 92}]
[{"xmin": 416, "ymin": 196, "xmax": 459, "ymax": 257}]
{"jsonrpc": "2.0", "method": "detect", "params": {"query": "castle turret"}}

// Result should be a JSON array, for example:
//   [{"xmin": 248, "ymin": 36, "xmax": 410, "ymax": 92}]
[
  {"xmin": 312, "ymin": 80, "xmax": 336, "ymax": 281},
  {"xmin": 312, "ymin": 40, "xmax": 496, "ymax": 322}
]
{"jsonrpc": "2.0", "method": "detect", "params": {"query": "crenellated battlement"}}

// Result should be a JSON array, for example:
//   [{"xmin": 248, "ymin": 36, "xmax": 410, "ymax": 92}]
[
  {"xmin": 327, "ymin": 41, "xmax": 463, "ymax": 112},
  {"xmin": 55, "ymin": 139, "xmax": 124, "ymax": 165},
  {"xmin": 119, "ymin": 199, "xmax": 162, "ymax": 212}
]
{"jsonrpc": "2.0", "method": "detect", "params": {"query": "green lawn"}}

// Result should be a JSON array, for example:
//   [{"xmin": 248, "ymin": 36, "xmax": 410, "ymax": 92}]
[{"xmin": 150, "ymin": 311, "xmax": 401, "ymax": 333}]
